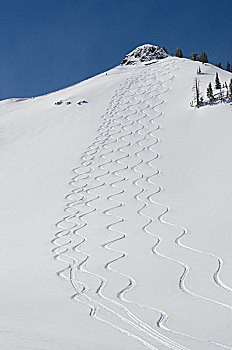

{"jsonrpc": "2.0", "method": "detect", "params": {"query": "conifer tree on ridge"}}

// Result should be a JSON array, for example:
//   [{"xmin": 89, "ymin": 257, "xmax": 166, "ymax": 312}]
[
  {"xmin": 190, "ymin": 53, "xmax": 198, "ymax": 61},
  {"xmin": 176, "ymin": 48, "xmax": 183, "ymax": 58},
  {"xmin": 199, "ymin": 51, "xmax": 208, "ymax": 64},
  {"xmin": 216, "ymin": 62, "xmax": 222, "ymax": 69}
]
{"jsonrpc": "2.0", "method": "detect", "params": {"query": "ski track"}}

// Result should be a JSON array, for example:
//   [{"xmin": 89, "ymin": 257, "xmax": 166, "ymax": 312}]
[{"xmin": 52, "ymin": 59, "xmax": 232, "ymax": 350}]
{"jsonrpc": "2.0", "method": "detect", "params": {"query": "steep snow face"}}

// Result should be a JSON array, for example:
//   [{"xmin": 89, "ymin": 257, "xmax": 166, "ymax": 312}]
[
  {"xmin": 1, "ymin": 55, "xmax": 232, "ymax": 350},
  {"xmin": 121, "ymin": 44, "xmax": 168, "ymax": 65}
]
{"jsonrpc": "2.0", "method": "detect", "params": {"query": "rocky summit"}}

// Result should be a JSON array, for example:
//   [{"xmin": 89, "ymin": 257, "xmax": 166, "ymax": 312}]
[{"xmin": 121, "ymin": 44, "xmax": 168, "ymax": 65}]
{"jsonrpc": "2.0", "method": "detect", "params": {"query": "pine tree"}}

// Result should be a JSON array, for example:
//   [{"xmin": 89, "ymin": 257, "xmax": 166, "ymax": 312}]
[
  {"xmin": 190, "ymin": 53, "xmax": 198, "ymax": 61},
  {"xmin": 176, "ymin": 48, "xmax": 183, "ymax": 58},
  {"xmin": 216, "ymin": 62, "xmax": 222, "ymax": 69},
  {"xmin": 197, "ymin": 66, "xmax": 202, "ymax": 74},
  {"xmin": 171, "ymin": 51, "xmax": 173, "ymax": 57},
  {"xmin": 229, "ymin": 79, "xmax": 232, "ymax": 100},
  {"xmin": 225, "ymin": 82, "xmax": 229, "ymax": 98},
  {"xmin": 162, "ymin": 46, "xmax": 168, "ymax": 54},
  {"xmin": 226, "ymin": 61, "xmax": 231, "ymax": 72},
  {"xmin": 219, "ymin": 88, "xmax": 224, "ymax": 102},
  {"xmin": 199, "ymin": 51, "xmax": 208, "ymax": 64},
  {"xmin": 207, "ymin": 82, "xmax": 214, "ymax": 104},
  {"xmin": 215, "ymin": 73, "xmax": 221, "ymax": 89},
  {"xmin": 193, "ymin": 78, "xmax": 203, "ymax": 107}
]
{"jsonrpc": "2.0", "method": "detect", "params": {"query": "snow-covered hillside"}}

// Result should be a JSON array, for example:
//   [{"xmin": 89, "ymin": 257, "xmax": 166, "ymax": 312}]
[{"xmin": 1, "ymin": 46, "xmax": 232, "ymax": 350}]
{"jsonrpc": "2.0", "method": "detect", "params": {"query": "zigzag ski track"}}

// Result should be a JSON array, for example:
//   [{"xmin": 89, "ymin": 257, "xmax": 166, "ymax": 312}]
[{"xmin": 53, "ymin": 60, "xmax": 232, "ymax": 350}]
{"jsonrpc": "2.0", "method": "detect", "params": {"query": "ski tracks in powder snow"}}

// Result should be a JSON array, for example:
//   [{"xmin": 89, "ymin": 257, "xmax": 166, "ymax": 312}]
[{"xmin": 52, "ymin": 60, "xmax": 232, "ymax": 350}]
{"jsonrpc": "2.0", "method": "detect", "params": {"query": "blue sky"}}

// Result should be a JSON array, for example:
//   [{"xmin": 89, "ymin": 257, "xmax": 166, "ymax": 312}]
[{"xmin": 0, "ymin": 0, "xmax": 231, "ymax": 99}]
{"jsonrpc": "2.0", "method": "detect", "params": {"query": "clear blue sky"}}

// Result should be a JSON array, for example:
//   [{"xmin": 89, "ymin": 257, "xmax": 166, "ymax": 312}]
[{"xmin": 0, "ymin": 0, "xmax": 231, "ymax": 100}]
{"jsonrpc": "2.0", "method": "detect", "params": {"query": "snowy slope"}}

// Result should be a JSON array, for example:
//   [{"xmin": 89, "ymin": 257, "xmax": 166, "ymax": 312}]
[{"xmin": 1, "ymin": 49, "xmax": 232, "ymax": 350}]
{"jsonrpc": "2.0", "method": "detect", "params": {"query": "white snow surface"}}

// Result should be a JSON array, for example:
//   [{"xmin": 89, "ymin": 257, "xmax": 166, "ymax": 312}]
[
  {"xmin": 121, "ymin": 44, "xmax": 168, "ymax": 65},
  {"xmin": 1, "ymin": 56, "xmax": 232, "ymax": 350}
]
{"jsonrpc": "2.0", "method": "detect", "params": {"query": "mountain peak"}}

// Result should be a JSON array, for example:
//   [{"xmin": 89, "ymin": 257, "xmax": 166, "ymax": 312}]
[{"xmin": 121, "ymin": 44, "xmax": 168, "ymax": 65}]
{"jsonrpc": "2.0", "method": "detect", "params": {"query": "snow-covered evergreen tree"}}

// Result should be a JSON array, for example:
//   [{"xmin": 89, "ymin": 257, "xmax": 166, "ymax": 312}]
[
  {"xmin": 193, "ymin": 78, "xmax": 203, "ymax": 107},
  {"xmin": 225, "ymin": 82, "xmax": 229, "ymax": 98},
  {"xmin": 229, "ymin": 79, "xmax": 232, "ymax": 100},
  {"xmin": 207, "ymin": 83, "xmax": 214, "ymax": 104},
  {"xmin": 215, "ymin": 73, "xmax": 221, "ymax": 89},
  {"xmin": 219, "ymin": 88, "xmax": 224, "ymax": 102}
]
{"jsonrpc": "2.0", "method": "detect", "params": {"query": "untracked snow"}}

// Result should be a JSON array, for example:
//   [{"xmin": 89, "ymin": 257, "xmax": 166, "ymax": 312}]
[{"xmin": 0, "ymin": 49, "xmax": 232, "ymax": 350}]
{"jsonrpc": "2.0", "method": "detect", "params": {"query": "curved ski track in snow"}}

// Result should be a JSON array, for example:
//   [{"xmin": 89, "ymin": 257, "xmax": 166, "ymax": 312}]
[
  {"xmin": 119, "ymin": 65, "xmax": 232, "ymax": 350},
  {"xmin": 52, "ymin": 60, "xmax": 232, "ymax": 350},
  {"xmin": 53, "ymin": 66, "xmax": 192, "ymax": 350},
  {"xmin": 110, "ymin": 64, "xmax": 232, "ymax": 350}
]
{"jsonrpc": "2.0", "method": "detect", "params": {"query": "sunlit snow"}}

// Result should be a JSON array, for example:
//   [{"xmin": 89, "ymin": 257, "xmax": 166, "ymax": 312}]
[{"xmin": 1, "ymin": 46, "xmax": 232, "ymax": 350}]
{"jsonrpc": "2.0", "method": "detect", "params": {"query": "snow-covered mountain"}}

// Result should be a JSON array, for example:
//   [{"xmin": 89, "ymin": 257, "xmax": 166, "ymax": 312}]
[{"xmin": 1, "ymin": 45, "xmax": 232, "ymax": 350}]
